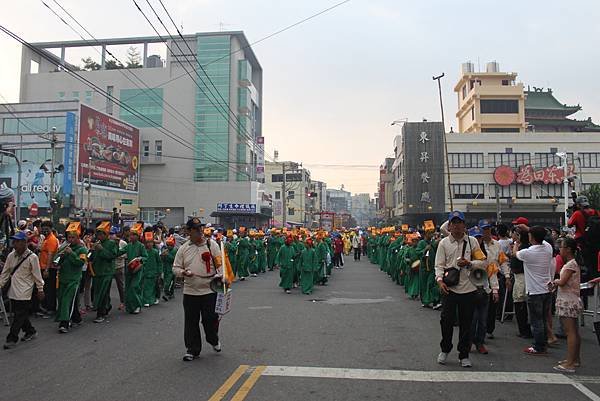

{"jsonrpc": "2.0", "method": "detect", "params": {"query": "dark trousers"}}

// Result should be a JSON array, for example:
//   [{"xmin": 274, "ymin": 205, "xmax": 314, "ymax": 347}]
[
  {"xmin": 7, "ymin": 299, "xmax": 36, "ymax": 343},
  {"xmin": 183, "ymin": 293, "xmax": 219, "ymax": 355},
  {"xmin": 527, "ymin": 292, "xmax": 551, "ymax": 352},
  {"xmin": 43, "ymin": 269, "xmax": 57, "ymax": 312},
  {"xmin": 440, "ymin": 291, "xmax": 476, "ymax": 359},
  {"xmin": 353, "ymin": 247, "xmax": 361, "ymax": 261},
  {"xmin": 362, "ymin": 245, "xmax": 367, "ymax": 256},
  {"xmin": 333, "ymin": 252, "xmax": 342, "ymax": 267},
  {"xmin": 514, "ymin": 301, "xmax": 532, "ymax": 337},
  {"xmin": 470, "ymin": 295, "xmax": 489, "ymax": 346},
  {"xmin": 486, "ymin": 293, "xmax": 498, "ymax": 334}
]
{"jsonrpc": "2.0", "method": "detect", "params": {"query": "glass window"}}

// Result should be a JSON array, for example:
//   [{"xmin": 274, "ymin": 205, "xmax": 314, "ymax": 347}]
[
  {"xmin": 58, "ymin": 91, "xmax": 65, "ymax": 100},
  {"xmin": 119, "ymin": 88, "xmax": 164, "ymax": 128},
  {"xmin": 84, "ymin": 90, "xmax": 93, "ymax": 104},
  {"xmin": 579, "ymin": 153, "xmax": 600, "ymax": 168},
  {"xmin": 275, "ymin": 191, "xmax": 281, "ymax": 200},
  {"xmin": 271, "ymin": 174, "xmax": 283, "ymax": 183},
  {"xmin": 448, "ymin": 153, "xmax": 484, "ymax": 168},
  {"xmin": 534, "ymin": 152, "xmax": 574, "ymax": 168},
  {"xmin": 155, "ymin": 140, "xmax": 162, "ymax": 161},
  {"xmin": 2, "ymin": 118, "xmax": 19, "ymax": 134},
  {"xmin": 488, "ymin": 153, "xmax": 531, "ymax": 168},
  {"xmin": 537, "ymin": 184, "xmax": 563, "ymax": 199},
  {"xmin": 288, "ymin": 207, "xmax": 295, "ymax": 216},
  {"xmin": 142, "ymin": 140, "xmax": 150, "ymax": 159},
  {"xmin": 489, "ymin": 184, "xmax": 531, "ymax": 199},
  {"xmin": 72, "ymin": 91, "xmax": 80, "ymax": 100},
  {"xmin": 451, "ymin": 184, "xmax": 484, "ymax": 199},
  {"xmin": 288, "ymin": 190, "xmax": 295, "ymax": 200},
  {"xmin": 480, "ymin": 99, "xmax": 518, "ymax": 113}
]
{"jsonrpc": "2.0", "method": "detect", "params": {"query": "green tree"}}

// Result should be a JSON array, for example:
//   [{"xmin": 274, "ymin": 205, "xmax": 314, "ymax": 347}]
[
  {"xmin": 81, "ymin": 57, "xmax": 101, "ymax": 71},
  {"xmin": 581, "ymin": 183, "xmax": 600, "ymax": 210},
  {"xmin": 105, "ymin": 59, "xmax": 124, "ymax": 70},
  {"xmin": 126, "ymin": 46, "xmax": 142, "ymax": 68}
]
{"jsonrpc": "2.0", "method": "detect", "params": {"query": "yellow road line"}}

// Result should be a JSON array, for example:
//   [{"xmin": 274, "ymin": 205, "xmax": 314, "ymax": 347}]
[
  {"xmin": 207, "ymin": 365, "xmax": 250, "ymax": 401},
  {"xmin": 230, "ymin": 365, "xmax": 266, "ymax": 401}
]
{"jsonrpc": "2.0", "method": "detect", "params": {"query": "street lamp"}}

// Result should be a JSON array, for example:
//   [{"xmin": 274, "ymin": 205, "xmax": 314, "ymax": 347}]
[
  {"xmin": 556, "ymin": 151, "xmax": 569, "ymax": 226},
  {"xmin": 0, "ymin": 150, "xmax": 22, "ymax": 222}
]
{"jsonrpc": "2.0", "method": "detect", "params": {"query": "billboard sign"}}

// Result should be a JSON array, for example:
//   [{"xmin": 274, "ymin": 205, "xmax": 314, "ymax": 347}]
[
  {"xmin": 217, "ymin": 203, "xmax": 257, "ymax": 213},
  {"xmin": 78, "ymin": 104, "xmax": 139, "ymax": 193},
  {"xmin": 63, "ymin": 111, "xmax": 76, "ymax": 196}
]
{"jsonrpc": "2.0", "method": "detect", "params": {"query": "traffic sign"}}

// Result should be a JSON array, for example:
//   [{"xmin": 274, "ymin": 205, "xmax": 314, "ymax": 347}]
[{"xmin": 121, "ymin": 199, "xmax": 133, "ymax": 205}]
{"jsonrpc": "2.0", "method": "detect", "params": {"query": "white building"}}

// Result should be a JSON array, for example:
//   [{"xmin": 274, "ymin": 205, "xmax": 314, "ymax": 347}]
[
  {"xmin": 264, "ymin": 161, "xmax": 311, "ymax": 226},
  {"xmin": 16, "ymin": 32, "xmax": 264, "ymax": 227},
  {"xmin": 351, "ymin": 193, "xmax": 373, "ymax": 227}
]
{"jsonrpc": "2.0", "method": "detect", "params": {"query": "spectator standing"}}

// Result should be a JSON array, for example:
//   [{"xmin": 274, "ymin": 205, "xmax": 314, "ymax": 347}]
[
  {"xmin": 352, "ymin": 234, "xmax": 361, "ymax": 261},
  {"xmin": 39, "ymin": 220, "xmax": 59, "ymax": 316}
]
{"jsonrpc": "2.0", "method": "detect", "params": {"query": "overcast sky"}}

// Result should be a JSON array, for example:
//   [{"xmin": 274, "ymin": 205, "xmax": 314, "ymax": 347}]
[{"xmin": 1, "ymin": 0, "xmax": 599, "ymax": 196}]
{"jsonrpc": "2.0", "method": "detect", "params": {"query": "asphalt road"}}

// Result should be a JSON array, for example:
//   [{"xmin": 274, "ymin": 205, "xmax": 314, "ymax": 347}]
[{"xmin": 1, "ymin": 255, "xmax": 599, "ymax": 401}]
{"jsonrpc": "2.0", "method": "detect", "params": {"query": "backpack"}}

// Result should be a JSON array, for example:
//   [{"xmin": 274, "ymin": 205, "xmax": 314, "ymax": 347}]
[{"xmin": 583, "ymin": 210, "xmax": 600, "ymax": 250}]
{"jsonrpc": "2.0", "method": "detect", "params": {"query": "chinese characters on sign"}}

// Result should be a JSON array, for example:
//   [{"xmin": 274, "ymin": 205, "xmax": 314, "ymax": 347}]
[
  {"xmin": 493, "ymin": 164, "xmax": 576, "ymax": 186},
  {"xmin": 419, "ymin": 131, "xmax": 430, "ymax": 143},
  {"xmin": 418, "ymin": 131, "xmax": 431, "ymax": 205},
  {"xmin": 217, "ymin": 203, "xmax": 257, "ymax": 213},
  {"xmin": 420, "ymin": 172, "xmax": 430, "ymax": 183},
  {"xmin": 421, "ymin": 192, "xmax": 431, "ymax": 203},
  {"xmin": 420, "ymin": 152, "xmax": 429, "ymax": 163}
]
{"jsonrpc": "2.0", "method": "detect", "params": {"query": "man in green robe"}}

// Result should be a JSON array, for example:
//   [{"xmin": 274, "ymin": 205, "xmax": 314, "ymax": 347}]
[
  {"xmin": 388, "ymin": 236, "xmax": 404, "ymax": 284},
  {"xmin": 416, "ymin": 231, "xmax": 440, "ymax": 308},
  {"xmin": 314, "ymin": 236, "xmax": 328, "ymax": 285},
  {"xmin": 403, "ymin": 236, "xmax": 421, "ymax": 299},
  {"xmin": 55, "ymin": 226, "xmax": 87, "ymax": 333},
  {"xmin": 292, "ymin": 237, "xmax": 305, "ymax": 287},
  {"xmin": 275, "ymin": 236, "xmax": 295, "ymax": 293},
  {"xmin": 161, "ymin": 237, "xmax": 177, "ymax": 301},
  {"xmin": 248, "ymin": 232, "xmax": 259, "ymax": 276},
  {"xmin": 118, "ymin": 228, "xmax": 147, "ymax": 314},
  {"xmin": 300, "ymin": 239, "xmax": 318, "ymax": 295},
  {"xmin": 256, "ymin": 233, "xmax": 267, "ymax": 273},
  {"xmin": 142, "ymin": 238, "xmax": 162, "ymax": 306},
  {"xmin": 237, "ymin": 231, "xmax": 250, "ymax": 280},
  {"xmin": 90, "ymin": 222, "xmax": 118, "ymax": 323},
  {"xmin": 267, "ymin": 232, "xmax": 282, "ymax": 271},
  {"xmin": 225, "ymin": 233, "xmax": 238, "ymax": 278}
]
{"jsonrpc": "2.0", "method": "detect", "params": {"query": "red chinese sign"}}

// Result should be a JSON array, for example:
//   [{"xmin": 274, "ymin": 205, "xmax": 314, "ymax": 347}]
[
  {"xmin": 493, "ymin": 164, "xmax": 575, "ymax": 186},
  {"xmin": 78, "ymin": 104, "xmax": 140, "ymax": 193}
]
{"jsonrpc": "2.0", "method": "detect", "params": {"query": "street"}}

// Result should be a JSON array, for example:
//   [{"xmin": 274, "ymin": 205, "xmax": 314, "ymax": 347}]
[{"xmin": 1, "ymin": 256, "xmax": 600, "ymax": 401}]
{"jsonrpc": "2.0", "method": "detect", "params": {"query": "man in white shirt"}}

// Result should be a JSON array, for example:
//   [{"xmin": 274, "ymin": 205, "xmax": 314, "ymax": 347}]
[
  {"xmin": 435, "ymin": 211, "xmax": 487, "ymax": 368},
  {"xmin": 516, "ymin": 225, "xmax": 554, "ymax": 355},
  {"xmin": 173, "ymin": 218, "xmax": 223, "ymax": 361},
  {"xmin": 0, "ymin": 231, "xmax": 44, "ymax": 349}
]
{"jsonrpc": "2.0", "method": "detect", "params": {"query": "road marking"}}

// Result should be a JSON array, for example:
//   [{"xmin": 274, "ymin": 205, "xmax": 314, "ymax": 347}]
[
  {"xmin": 230, "ymin": 365, "xmax": 266, "ymax": 401},
  {"xmin": 262, "ymin": 366, "xmax": 600, "ymax": 401},
  {"xmin": 248, "ymin": 306, "xmax": 273, "ymax": 310},
  {"xmin": 207, "ymin": 365, "xmax": 250, "ymax": 401}
]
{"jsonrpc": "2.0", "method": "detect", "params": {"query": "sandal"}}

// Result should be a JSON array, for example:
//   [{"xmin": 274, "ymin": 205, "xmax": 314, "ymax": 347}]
[
  {"xmin": 553, "ymin": 364, "xmax": 575, "ymax": 373},
  {"xmin": 523, "ymin": 346, "xmax": 547, "ymax": 355},
  {"xmin": 558, "ymin": 360, "xmax": 580, "ymax": 367}
]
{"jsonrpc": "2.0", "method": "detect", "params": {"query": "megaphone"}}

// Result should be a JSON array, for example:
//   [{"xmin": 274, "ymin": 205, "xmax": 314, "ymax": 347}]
[
  {"xmin": 469, "ymin": 266, "xmax": 488, "ymax": 287},
  {"xmin": 210, "ymin": 276, "xmax": 227, "ymax": 293}
]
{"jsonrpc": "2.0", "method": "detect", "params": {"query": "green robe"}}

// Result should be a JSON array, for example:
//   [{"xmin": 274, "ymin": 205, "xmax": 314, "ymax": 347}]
[
  {"xmin": 267, "ymin": 236, "xmax": 282, "ymax": 270},
  {"xmin": 248, "ymin": 239, "xmax": 259, "ymax": 274},
  {"xmin": 314, "ymin": 241, "xmax": 328, "ymax": 285},
  {"xmin": 225, "ymin": 239, "xmax": 238, "ymax": 277},
  {"xmin": 118, "ymin": 240, "xmax": 147, "ymax": 313},
  {"xmin": 256, "ymin": 239, "xmax": 267, "ymax": 273},
  {"xmin": 91, "ymin": 239, "xmax": 117, "ymax": 314},
  {"xmin": 275, "ymin": 244, "xmax": 295, "ymax": 290},
  {"xmin": 142, "ymin": 247, "xmax": 162, "ymax": 305},
  {"xmin": 161, "ymin": 246, "xmax": 177, "ymax": 297},
  {"xmin": 237, "ymin": 237, "xmax": 250, "ymax": 278},
  {"xmin": 300, "ymin": 247, "xmax": 318, "ymax": 294},
  {"xmin": 293, "ymin": 241, "xmax": 305, "ymax": 283},
  {"xmin": 388, "ymin": 237, "xmax": 404, "ymax": 284},
  {"xmin": 416, "ymin": 239, "xmax": 440, "ymax": 306},
  {"xmin": 55, "ymin": 243, "xmax": 87, "ymax": 323},
  {"xmin": 402, "ymin": 245, "xmax": 420, "ymax": 298}
]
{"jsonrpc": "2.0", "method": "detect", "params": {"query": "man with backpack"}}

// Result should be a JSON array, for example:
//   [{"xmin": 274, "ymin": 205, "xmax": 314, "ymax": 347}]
[{"xmin": 568, "ymin": 195, "xmax": 599, "ymax": 279}]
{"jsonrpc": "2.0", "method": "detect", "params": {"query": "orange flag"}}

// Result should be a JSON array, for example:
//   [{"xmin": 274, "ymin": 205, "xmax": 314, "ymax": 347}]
[{"xmin": 221, "ymin": 241, "xmax": 235, "ymax": 285}]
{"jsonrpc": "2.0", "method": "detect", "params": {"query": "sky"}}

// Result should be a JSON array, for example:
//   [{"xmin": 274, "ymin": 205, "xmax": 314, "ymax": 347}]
[{"xmin": 1, "ymin": 0, "xmax": 600, "ymax": 197}]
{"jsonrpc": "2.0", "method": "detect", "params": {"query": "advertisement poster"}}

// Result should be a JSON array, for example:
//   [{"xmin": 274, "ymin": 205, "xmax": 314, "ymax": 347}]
[{"xmin": 78, "ymin": 104, "xmax": 140, "ymax": 193}]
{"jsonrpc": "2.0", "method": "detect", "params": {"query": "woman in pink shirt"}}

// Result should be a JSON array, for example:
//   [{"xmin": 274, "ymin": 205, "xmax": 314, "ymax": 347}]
[{"xmin": 551, "ymin": 237, "xmax": 582, "ymax": 373}]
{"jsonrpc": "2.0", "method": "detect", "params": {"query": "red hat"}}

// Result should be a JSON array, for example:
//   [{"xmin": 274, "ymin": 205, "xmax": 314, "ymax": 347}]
[{"xmin": 512, "ymin": 217, "xmax": 529, "ymax": 225}]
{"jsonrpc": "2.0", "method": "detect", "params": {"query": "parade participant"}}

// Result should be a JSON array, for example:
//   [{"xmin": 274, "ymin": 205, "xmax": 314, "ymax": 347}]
[
  {"xmin": 389, "ymin": 234, "xmax": 404, "ymax": 285},
  {"xmin": 172, "ymin": 218, "xmax": 223, "ymax": 361},
  {"xmin": 343, "ymin": 233, "xmax": 352, "ymax": 256},
  {"xmin": 55, "ymin": 222, "xmax": 87, "ymax": 333},
  {"xmin": 292, "ymin": 233, "xmax": 305, "ymax": 286},
  {"xmin": 224, "ymin": 230, "xmax": 239, "ymax": 278},
  {"xmin": 236, "ymin": 228, "xmax": 250, "ymax": 281},
  {"xmin": 402, "ymin": 234, "xmax": 421, "ymax": 299},
  {"xmin": 90, "ymin": 222, "xmax": 118, "ymax": 323},
  {"xmin": 111, "ymin": 227, "xmax": 127, "ymax": 311},
  {"xmin": 142, "ymin": 232, "xmax": 162, "ymax": 307},
  {"xmin": 300, "ymin": 238, "xmax": 318, "ymax": 295},
  {"xmin": 118, "ymin": 223, "xmax": 147, "ymax": 314},
  {"xmin": 416, "ymin": 222, "xmax": 440, "ymax": 309},
  {"xmin": 275, "ymin": 235, "xmax": 296, "ymax": 294},
  {"xmin": 248, "ymin": 230, "xmax": 259, "ymax": 277},
  {"xmin": 352, "ymin": 232, "xmax": 361, "ymax": 261},
  {"xmin": 161, "ymin": 236, "xmax": 177, "ymax": 301},
  {"xmin": 314, "ymin": 233, "xmax": 329, "ymax": 286},
  {"xmin": 39, "ymin": 220, "xmax": 59, "ymax": 316},
  {"xmin": 435, "ymin": 211, "xmax": 487, "ymax": 368},
  {"xmin": 267, "ymin": 229, "xmax": 282, "ymax": 271},
  {"xmin": 256, "ymin": 231, "xmax": 267, "ymax": 273},
  {"xmin": 0, "ymin": 231, "xmax": 44, "ymax": 349},
  {"xmin": 333, "ymin": 234, "xmax": 343, "ymax": 268}
]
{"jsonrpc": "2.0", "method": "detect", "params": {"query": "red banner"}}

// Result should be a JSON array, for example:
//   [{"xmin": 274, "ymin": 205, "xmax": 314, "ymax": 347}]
[
  {"xmin": 515, "ymin": 164, "xmax": 575, "ymax": 185},
  {"xmin": 78, "ymin": 104, "xmax": 140, "ymax": 192}
]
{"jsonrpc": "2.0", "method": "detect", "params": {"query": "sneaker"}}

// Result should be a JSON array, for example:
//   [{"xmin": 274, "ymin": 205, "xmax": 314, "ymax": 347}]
[
  {"xmin": 251, "ymin": 273, "xmax": 258, "ymax": 277},
  {"xmin": 460, "ymin": 358, "xmax": 473, "ymax": 368},
  {"xmin": 162, "ymin": 295, "xmax": 169, "ymax": 302},
  {"xmin": 93, "ymin": 316, "xmax": 106, "ymax": 323},
  {"xmin": 182, "ymin": 352, "xmax": 199, "ymax": 361},
  {"xmin": 133, "ymin": 307, "xmax": 141, "ymax": 314},
  {"xmin": 239, "ymin": 277, "xmax": 245, "ymax": 281},
  {"xmin": 437, "ymin": 352, "xmax": 449, "ymax": 365},
  {"xmin": 3, "ymin": 341, "xmax": 17, "ymax": 350},
  {"xmin": 523, "ymin": 346, "xmax": 547, "ymax": 355},
  {"xmin": 285, "ymin": 289, "xmax": 291, "ymax": 294},
  {"xmin": 153, "ymin": 299, "xmax": 159, "ymax": 305},
  {"xmin": 21, "ymin": 332, "xmax": 37, "ymax": 342},
  {"xmin": 212, "ymin": 341, "xmax": 222, "ymax": 353},
  {"xmin": 143, "ymin": 304, "xmax": 150, "ymax": 307},
  {"xmin": 477, "ymin": 345, "xmax": 489, "ymax": 354},
  {"xmin": 59, "ymin": 327, "xmax": 69, "ymax": 334},
  {"xmin": 422, "ymin": 304, "xmax": 432, "ymax": 308},
  {"xmin": 432, "ymin": 303, "xmax": 442, "ymax": 310}
]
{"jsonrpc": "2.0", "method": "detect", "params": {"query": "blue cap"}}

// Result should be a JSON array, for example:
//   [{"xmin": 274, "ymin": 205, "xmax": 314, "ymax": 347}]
[
  {"xmin": 10, "ymin": 231, "xmax": 28, "ymax": 241},
  {"xmin": 448, "ymin": 210, "xmax": 465, "ymax": 222},
  {"xmin": 110, "ymin": 226, "xmax": 121, "ymax": 235},
  {"xmin": 468, "ymin": 227, "xmax": 483, "ymax": 237},
  {"xmin": 478, "ymin": 219, "xmax": 492, "ymax": 229}
]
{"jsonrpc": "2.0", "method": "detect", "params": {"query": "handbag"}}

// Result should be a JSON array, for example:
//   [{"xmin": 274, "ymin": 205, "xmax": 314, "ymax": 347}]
[
  {"xmin": 442, "ymin": 240, "xmax": 468, "ymax": 287},
  {"xmin": 2, "ymin": 251, "xmax": 32, "ymax": 298}
]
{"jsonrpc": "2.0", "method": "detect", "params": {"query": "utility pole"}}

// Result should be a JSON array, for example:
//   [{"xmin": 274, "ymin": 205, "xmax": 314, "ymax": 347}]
[
  {"xmin": 495, "ymin": 185, "xmax": 501, "ymax": 223},
  {"xmin": 433, "ymin": 73, "xmax": 453, "ymax": 211},
  {"xmin": 282, "ymin": 162, "xmax": 287, "ymax": 227},
  {"xmin": 87, "ymin": 156, "xmax": 93, "ymax": 229},
  {"xmin": 48, "ymin": 127, "xmax": 57, "ymax": 222}
]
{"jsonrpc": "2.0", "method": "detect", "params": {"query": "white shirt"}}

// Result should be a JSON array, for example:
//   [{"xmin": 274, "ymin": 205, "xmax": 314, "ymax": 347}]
[
  {"xmin": 172, "ymin": 239, "xmax": 222, "ymax": 296},
  {"xmin": 434, "ymin": 234, "xmax": 488, "ymax": 294},
  {"xmin": 516, "ymin": 241, "xmax": 553, "ymax": 295},
  {"xmin": 0, "ymin": 250, "xmax": 44, "ymax": 300}
]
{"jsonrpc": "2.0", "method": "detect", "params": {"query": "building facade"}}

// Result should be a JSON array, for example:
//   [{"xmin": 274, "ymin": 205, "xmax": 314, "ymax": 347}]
[
  {"xmin": 264, "ymin": 161, "xmax": 311, "ymax": 226},
  {"xmin": 377, "ymin": 158, "xmax": 394, "ymax": 221},
  {"xmin": 351, "ymin": 193, "xmax": 373, "ymax": 227},
  {"xmin": 17, "ymin": 32, "xmax": 264, "ymax": 226}
]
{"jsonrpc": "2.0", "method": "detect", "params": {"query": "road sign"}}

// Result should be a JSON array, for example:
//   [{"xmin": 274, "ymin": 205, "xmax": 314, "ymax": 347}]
[
  {"xmin": 29, "ymin": 203, "xmax": 38, "ymax": 217},
  {"xmin": 121, "ymin": 199, "xmax": 133, "ymax": 205}
]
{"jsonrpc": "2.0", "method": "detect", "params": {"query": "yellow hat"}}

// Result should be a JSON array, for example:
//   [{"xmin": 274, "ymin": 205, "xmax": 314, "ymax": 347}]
[
  {"xmin": 66, "ymin": 221, "xmax": 82, "ymax": 236},
  {"xmin": 96, "ymin": 221, "xmax": 111, "ymax": 234},
  {"xmin": 423, "ymin": 220, "xmax": 435, "ymax": 233},
  {"xmin": 131, "ymin": 223, "xmax": 143, "ymax": 235}
]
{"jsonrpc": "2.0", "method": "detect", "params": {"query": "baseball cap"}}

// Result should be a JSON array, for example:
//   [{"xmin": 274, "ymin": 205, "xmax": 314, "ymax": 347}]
[
  {"xmin": 448, "ymin": 210, "xmax": 465, "ymax": 222},
  {"xmin": 512, "ymin": 217, "xmax": 529, "ymax": 226},
  {"xmin": 10, "ymin": 231, "xmax": 28, "ymax": 241},
  {"xmin": 185, "ymin": 217, "xmax": 205, "ymax": 230},
  {"xmin": 576, "ymin": 196, "xmax": 590, "ymax": 208},
  {"xmin": 478, "ymin": 219, "xmax": 492, "ymax": 229},
  {"xmin": 469, "ymin": 227, "xmax": 483, "ymax": 237}
]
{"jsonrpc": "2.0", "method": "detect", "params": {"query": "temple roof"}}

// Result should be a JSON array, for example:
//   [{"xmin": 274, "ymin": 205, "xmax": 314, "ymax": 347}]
[{"xmin": 525, "ymin": 87, "xmax": 581, "ymax": 116}]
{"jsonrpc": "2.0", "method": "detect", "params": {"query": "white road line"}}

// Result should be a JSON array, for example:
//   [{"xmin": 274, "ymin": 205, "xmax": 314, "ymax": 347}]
[{"xmin": 262, "ymin": 366, "xmax": 600, "ymax": 400}]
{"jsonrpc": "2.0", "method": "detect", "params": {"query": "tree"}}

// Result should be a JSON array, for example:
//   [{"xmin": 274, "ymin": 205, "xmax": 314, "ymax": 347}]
[
  {"xmin": 81, "ymin": 57, "xmax": 101, "ymax": 71},
  {"xmin": 126, "ymin": 46, "xmax": 142, "ymax": 68},
  {"xmin": 105, "ymin": 59, "xmax": 124, "ymax": 70},
  {"xmin": 581, "ymin": 183, "xmax": 600, "ymax": 210}
]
